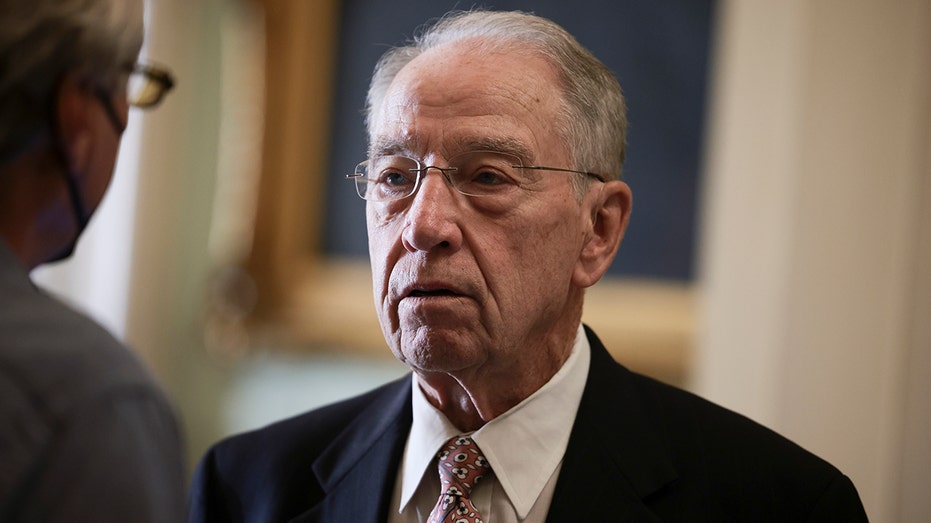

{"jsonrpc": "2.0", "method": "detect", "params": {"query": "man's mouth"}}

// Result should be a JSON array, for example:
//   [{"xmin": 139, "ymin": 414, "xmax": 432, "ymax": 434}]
[{"xmin": 408, "ymin": 289, "xmax": 457, "ymax": 298}]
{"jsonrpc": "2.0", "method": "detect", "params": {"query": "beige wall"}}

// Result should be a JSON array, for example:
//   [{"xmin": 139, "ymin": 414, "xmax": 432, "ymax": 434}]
[{"xmin": 695, "ymin": 1, "xmax": 931, "ymax": 521}]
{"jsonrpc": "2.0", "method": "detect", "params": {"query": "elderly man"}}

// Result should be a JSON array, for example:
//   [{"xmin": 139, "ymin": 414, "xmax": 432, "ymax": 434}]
[
  {"xmin": 190, "ymin": 10, "xmax": 867, "ymax": 522},
  {"xmin": 0, "ymin": 0, "xmax": 180, "ymax": 521}
]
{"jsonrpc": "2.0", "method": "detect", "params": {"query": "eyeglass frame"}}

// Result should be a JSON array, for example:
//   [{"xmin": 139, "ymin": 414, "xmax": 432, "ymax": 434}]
[
  {"xmin": 93, "ymin": 62, "xmax": 175, "ymax": 134},
  {"xmin": 126, "ymin": 62, "xmax": 175, "ymax": 108},
  {"xmin": 346, "ymin": 150, "xmax": 606, "ymax": 202}
]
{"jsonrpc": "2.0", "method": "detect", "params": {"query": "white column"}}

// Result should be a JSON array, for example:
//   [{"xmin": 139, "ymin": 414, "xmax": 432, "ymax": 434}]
[{"xmin": 695, "ymin": 1, "xmax": 931, "ymax": 521}]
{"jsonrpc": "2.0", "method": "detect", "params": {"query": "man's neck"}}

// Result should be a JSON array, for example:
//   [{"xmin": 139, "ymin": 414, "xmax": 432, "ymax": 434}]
[{"xmin": 414, "ymin": 323, "xmax": 581, "ymax": 431}]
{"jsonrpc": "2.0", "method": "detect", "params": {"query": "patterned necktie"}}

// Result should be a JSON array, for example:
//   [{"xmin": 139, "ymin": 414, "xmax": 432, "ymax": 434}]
[{"xmin": 427, "ymin": 435, "xmax": 492, "ymax": 523}]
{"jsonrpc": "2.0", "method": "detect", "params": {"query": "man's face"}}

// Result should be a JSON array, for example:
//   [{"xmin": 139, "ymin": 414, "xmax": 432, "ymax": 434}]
[
  {"xmin": 84, "ymin": 0, "xmax": 144, "ymax": 213},
  {"xmin": 44, "ymin": 75, "xmax": 131, "ymax": 265},
  {"xmin": 84, "ymin": 86, "xmax": 129, "ymax": 212},
  {"xmin": 69, "ymin": 0, "xmax": 144, "ymax": 233},
  {"xmin": 367, "ymin": 40, "xmax": 601, "ymax": 381}
]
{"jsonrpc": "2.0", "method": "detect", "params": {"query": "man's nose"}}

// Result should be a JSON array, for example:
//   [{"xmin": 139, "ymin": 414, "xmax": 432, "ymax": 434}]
[{"xmin": 401, "ymin": 170, "xmax": 464, "ymax": 253}]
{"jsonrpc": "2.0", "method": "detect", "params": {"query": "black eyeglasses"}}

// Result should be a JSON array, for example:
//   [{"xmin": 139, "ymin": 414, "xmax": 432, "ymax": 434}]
[
  {"xmin": 347, "ymin": 150, "xmax": 605, "ymax": 202},
  {"xmin": 94, "ymin": 62, "xmax": 175, "ymax": 134},
  {"xmin": 126, "ymin": 63, "xmax": 175, "ymax": 108}
]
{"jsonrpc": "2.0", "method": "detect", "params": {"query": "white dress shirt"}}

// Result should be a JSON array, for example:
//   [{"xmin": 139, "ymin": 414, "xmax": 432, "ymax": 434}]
[{"xmin": 388, "ymin": 325, "xmax": 591, "ymax": 523}]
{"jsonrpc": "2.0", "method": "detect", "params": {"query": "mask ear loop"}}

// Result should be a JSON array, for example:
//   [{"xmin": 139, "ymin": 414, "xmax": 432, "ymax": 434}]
[
  {"xmin": 47, "ymin": 74, "xmax": 91, "ymax": 261},
  {"xmin": 94, "ymin": 87, "xmax": 127, "ymax": 135}
]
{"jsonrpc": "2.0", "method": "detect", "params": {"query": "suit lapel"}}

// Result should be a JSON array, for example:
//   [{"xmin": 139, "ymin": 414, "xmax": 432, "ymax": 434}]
[
  {"xmin": 290, "ymin": 376, "xmax": 414, "ymax": 523},
  {"xmin": 288, "ymin": 327, "xmax": 678, "ymax": 522},
  {"xmin": 546, "ymin": 327, "xmax": 677, "ymax": 522}
]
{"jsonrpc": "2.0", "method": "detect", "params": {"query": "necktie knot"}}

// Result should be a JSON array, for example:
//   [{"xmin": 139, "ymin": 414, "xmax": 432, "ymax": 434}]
[{"xmin": 428, "ymin": 436, "xmax": 492, "ymax": 523}]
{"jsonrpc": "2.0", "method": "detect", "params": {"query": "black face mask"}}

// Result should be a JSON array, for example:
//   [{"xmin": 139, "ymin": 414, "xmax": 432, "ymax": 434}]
[
  {"xmin": 46, "ymin": 163, "xmax": 91, "ymax": 263},
  {"xmin": 46, "ymin": 85, "xmax": 125, "ymax": 264}
]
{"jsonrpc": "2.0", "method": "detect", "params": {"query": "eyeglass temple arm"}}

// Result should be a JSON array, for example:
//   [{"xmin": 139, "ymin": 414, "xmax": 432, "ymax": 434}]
[{"xmin": 515, "ymin": 165, "xmax": 606, "ymax": 183}]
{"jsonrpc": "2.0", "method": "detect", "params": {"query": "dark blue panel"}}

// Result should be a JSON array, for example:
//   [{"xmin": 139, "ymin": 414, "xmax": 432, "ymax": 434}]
[{"xmin": 322, "ymin": 0, "xmax": 716, "ymax": 281}]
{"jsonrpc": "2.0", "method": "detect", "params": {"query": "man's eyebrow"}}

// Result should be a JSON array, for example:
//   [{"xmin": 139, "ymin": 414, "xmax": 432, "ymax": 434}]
[
  {"xmin": 368, "ymin": 136, "xmax": 535, "ymax": 161},
  {"xmin": 369, "ymin": 137, "xmax": 418, "ymax": 158},
  {"xmin": 456, "ymin": 137, "xmax": 535, "ymax": 162}
]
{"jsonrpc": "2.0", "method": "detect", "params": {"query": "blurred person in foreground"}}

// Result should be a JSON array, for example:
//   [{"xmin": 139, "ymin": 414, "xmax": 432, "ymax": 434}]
[
  {"xmin": 0, "ymin": 0, "xmax": 182, "ymax": 521},
  {"xmin": 189, "ymin": 10, "xmax": 867, "ymax": 522}
]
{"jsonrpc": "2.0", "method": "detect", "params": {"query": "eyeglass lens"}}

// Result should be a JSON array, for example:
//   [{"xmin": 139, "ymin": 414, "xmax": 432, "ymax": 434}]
[
  {"xmin": 127, "ymin": 67, "xmax": 174, "ymax": 108},
  {"xmin": 354, "ymin": 151, "xmax": 524, "ymax": 202}
]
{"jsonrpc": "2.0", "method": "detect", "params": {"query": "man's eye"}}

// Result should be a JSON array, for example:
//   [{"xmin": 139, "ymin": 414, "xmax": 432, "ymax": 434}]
[
  {"xmin": 470, "ymin": 169, "xmax": 508, "ymax": 185},
  {"xmin": 380, "ymin": 169, "xmax": 415, "ymax": 187}
]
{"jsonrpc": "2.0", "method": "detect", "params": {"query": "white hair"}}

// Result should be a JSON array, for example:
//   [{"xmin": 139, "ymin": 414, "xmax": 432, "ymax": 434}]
[{"xmin": 366, "ymin": 10, "xmax": 627, "ymax": 185}]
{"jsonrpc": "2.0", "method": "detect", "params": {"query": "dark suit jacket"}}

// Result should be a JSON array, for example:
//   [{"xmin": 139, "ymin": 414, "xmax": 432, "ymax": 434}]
[{"xmin": 188, "ymin": 326, "xmax": 868, "ymax": 522}]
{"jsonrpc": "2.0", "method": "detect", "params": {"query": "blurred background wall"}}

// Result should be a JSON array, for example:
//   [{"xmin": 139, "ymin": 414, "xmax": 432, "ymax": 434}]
[{"xmin": 32, "ymin": 0, "xmax": 929, "ymax": 521}]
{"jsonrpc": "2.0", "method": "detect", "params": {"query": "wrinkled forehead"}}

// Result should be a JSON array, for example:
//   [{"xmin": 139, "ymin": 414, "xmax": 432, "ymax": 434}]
[
  {"xmin": 369, "ymin": 39, "xmax": 567, "ymax": 163},
  {"xmin": 369, "ymin": 134, "xmax": 535, "ymax": 164}
]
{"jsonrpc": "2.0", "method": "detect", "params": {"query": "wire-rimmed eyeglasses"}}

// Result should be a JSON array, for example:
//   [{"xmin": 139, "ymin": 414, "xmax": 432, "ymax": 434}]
[{"xmin": 347, "ymin": 150, "xmax": 605, "ymax": 202}]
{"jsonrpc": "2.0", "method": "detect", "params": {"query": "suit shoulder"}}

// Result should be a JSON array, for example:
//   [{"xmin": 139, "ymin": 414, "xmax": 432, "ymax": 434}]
[
  {"xmin": 587, "ymin": 328, "xmax": 851, "ymax": 491},
  {"xmin": 628, "ymin": 370, "xmax": 836, "ymax": 470},
  {"xmin": 206, "ymin": 374, "xmax": 411, "ymax": 472},
  {"xmin": 619, "ymin": 369, "xmax": 867, "ymax": 518},
  {"xmin": 189, "ymin": 375, "xmax": 411, "ymax": 522}
]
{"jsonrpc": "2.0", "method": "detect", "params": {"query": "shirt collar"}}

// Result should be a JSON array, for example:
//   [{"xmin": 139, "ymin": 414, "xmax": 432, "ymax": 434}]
[{"xmin": 398, "ymin": 324, "xmax": 591, "ymax": 517}]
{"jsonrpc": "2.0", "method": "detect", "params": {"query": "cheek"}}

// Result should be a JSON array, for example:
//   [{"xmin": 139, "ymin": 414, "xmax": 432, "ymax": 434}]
[
  {"xmin": 503, "ymin": 204, "xmax": 583, "ymax": 284},
  {"xmin": 84, "ymin": 150, "xmax": 118, "ymax": 208},
  {"xmin": 116, "ymin": 98, "xmax": 130, "ymax": 121},
  {"xmin": 366, "ymin": 214, "xmax": 399, "ymax": 292},
  {"xmin": 367, "ymin": 229, "xmax": 387, "ymax": 279}
]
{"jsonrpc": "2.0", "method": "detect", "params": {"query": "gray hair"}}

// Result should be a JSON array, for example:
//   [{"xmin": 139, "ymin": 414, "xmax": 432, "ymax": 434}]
[
  {"xmin": 366, "ymin": 10, "xmax": 627, "ymax": 186},
  {"xmin": 0, "ymin": 0, "xmax": 144, "ymax": 162}
]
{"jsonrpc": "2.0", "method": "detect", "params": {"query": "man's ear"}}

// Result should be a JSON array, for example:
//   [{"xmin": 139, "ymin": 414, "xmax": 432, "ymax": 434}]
[
  {"xmin": 53, "ymin": 73, "xmax": 93, "ymax": 174},
  {"xmin": 572, "ymin": 180, "xmax": 632, "ymax": 288}
]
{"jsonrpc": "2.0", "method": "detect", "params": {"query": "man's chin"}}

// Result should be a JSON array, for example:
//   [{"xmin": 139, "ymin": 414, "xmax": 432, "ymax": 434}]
[{"xmin": 395, "ymin": 328, "xmax": 485, "ymax": 373}]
